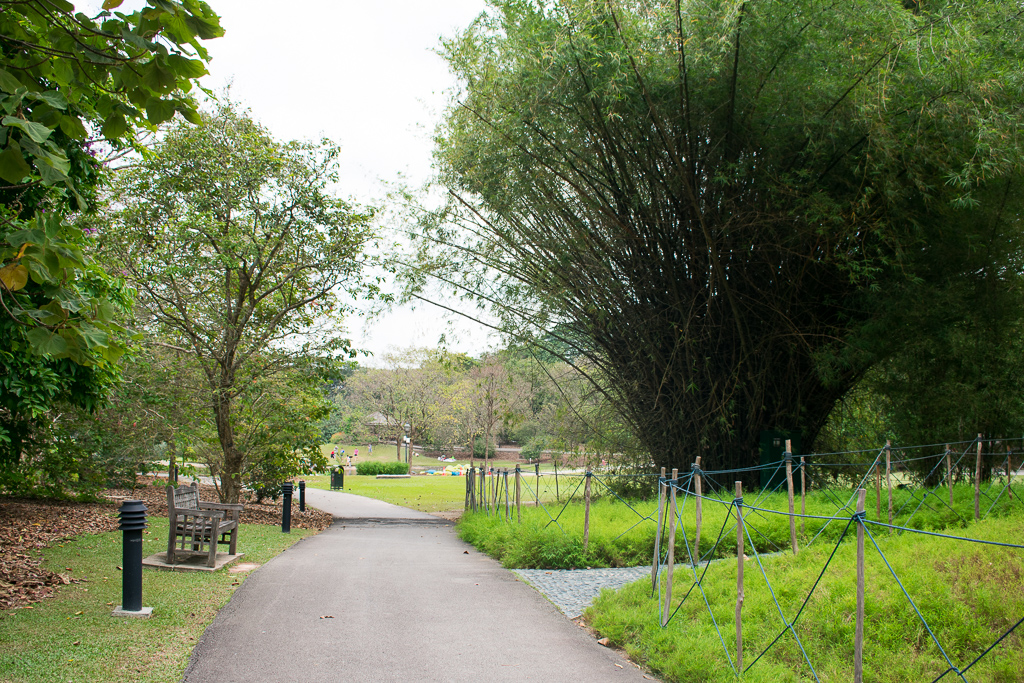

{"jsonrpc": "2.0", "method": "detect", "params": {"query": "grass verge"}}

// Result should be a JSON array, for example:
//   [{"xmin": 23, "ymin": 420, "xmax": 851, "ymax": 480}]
[
  {"xmin": 458, "ymin": 482, "xmax": 1024, "ymax": 569},
  {"xmin": 586, "ymin": 513, "xmax": 1024, "ymax": 682},
  {"xmin": 0, "ymin": 518, "xmax": 315, "ymax": 683}
]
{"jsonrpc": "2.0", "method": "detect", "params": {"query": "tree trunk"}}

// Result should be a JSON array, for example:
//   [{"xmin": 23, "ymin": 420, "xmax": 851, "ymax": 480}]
[{"xmin": 213, "ymin": 384, "xmax": 244, "ymax": 504}]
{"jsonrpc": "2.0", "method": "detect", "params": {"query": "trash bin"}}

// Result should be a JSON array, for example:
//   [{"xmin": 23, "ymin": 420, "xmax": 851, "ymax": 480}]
[{"xmin": 330, "ymin": 468, "xmax": 344, "ymax": 490}]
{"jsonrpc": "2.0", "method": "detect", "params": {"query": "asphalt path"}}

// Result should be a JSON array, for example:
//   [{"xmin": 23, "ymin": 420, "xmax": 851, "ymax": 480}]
[{"xmin": 181, "ymin": 488, "xmax": 655, "ymax": 682}]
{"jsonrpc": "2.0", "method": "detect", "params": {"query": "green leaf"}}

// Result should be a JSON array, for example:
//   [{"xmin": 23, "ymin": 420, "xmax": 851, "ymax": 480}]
[
  {"xmin": 145, "ymin": 97, "xmax": 176, "ymax": 125},
  {"xmin": 32, "ymin": 91, "xmax": 68, "ymax": 110},
  {"xmin": 0, "ymin": 263, "xmax": 28, "ymax": 291},
  {"xmin": 26, "ymin": 327, "xmax": 69, "ymax": 357},
  {"xmin": 38, "ymin": 300, "xmax": 67, "ymax": 325},
  {"xmin": 0, "ymin": 142, "xmax": 31, "ymax": 183},
  {"xmin": 0, "ymin": 69, "xmax": 21, "ymax": 94},
  {"xmin": 58, "ymin": 115, "xmax": 87, "ymax": 140},
  {"xmin": 2, "ymin": 116, "xmax": 53, "ymax": 144},
  {"xmin": 102, "ymin": 0, "xmax": 125, "ymax": 8},
  {"xmin": 36, "ymin": 156, "xmax": 70, "ymax": 185},
  {"xmin": 167, "ymin": 54, "xmax": 208, "ymax": 79},
  {"xmin": 101, "ymin": 113, "xmax": 127, "ymax": 139}
]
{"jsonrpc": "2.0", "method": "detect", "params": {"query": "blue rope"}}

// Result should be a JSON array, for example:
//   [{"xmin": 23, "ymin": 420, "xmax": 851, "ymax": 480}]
[
  {"xmin": 863, "ymin": 525, "xmax": 968, "ymax": 683},
  {"xmin": 928, "ymin": 614, "xmax": 1024, "ymax": 682},
  {"xmin": 740, "ymin": 514, "xmax": 820, "ymax": 681}
]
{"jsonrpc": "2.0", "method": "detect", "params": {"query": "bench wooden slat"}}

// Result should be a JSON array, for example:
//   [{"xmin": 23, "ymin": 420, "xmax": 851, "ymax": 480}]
[{"xmin": 166, "ymin": 483, "xmax": 243, "ymax": 567}]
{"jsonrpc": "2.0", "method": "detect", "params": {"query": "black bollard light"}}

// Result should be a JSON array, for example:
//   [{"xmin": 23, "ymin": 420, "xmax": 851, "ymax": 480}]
[
  {"xmin": 299, "ymin": 480, "xmax": 306, "ymax": 512},
  {"xmin": 281, "ymin": 482, "xmax": 293, "ymax": 533},
  {"xmin": 113, "ymin": 500, "xmax": 152, "ymax": 618}
]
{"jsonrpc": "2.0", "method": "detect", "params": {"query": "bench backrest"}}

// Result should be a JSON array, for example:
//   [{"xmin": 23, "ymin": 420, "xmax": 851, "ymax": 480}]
[{"xmin": 169, "ymin": 483, "xmax": 200, "ymax": 511}]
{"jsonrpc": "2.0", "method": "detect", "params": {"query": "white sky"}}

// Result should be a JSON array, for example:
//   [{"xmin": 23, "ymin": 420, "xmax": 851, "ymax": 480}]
[{"xmin": 93, "ymin": 0, "xmax": 498, "ymax": 364}]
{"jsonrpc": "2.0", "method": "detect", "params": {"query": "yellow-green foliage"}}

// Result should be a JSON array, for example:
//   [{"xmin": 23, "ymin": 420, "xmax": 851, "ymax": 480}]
[{"xmin": 587, "ymin": 515, "xmax": 1024, "ymax": 683}]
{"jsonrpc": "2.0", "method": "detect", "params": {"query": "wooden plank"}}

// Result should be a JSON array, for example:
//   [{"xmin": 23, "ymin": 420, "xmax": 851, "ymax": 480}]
[
  {"xmin": 515, "ymin": 466, "xmax": 521, "ymax": 522},
  {"xmin": 800, "ymin": 455, "xmax": 806, "ymax": 537},
  {"xmin": 946, "ymin": 446, "xmax": 953, "ymax": 507}
]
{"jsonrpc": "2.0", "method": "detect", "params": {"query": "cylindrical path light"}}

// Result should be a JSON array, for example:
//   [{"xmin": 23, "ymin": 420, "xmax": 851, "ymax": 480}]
[
  {"xmin": 112, "ymin": 499, "xmax": 152, "ymax": 618},
  {"xmin": 281, "ymin": 482, "xmax": 293, "ymax": 533}
]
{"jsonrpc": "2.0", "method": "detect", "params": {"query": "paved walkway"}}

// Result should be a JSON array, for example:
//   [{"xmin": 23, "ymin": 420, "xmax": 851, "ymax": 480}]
[{"xmin": 182, "ymin": 488, "xmax": 655, "ymax": 682}]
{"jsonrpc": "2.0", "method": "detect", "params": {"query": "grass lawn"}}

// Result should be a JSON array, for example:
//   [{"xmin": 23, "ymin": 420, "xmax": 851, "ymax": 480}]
[
  {"xmin": 0, "ymin": 518, "xmax": 316, "ymax": 683},
  {"xmin": 587, "ymin": 512, "xmax": 1024, "ymax": 683},
  {"xmin": 303, "ymin": 472, "xmax": 468, "ymax": 513}
]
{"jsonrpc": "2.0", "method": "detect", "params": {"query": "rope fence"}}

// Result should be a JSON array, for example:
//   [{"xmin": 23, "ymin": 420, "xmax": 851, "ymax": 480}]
[{"xmin": 461, "ymin": 434, "xmax": 1024, "ymax": 680}]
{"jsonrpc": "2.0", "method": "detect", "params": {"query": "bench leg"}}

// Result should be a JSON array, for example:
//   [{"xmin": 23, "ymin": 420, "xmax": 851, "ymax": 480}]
[
  {"xmin": 228, "ymin": 527, "xmax": 238, "ymax": 555},
  {"xmin": 207, "ymin": 534, "xmax": 217, "ymax": 567},
  {"xmin": 167, "ymin": 514, "xmax": 177, "ymax": 564}
]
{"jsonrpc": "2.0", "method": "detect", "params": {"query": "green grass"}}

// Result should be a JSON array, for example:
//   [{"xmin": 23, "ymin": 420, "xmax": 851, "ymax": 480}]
[
  {"xmin": 0, "ymin": 518, "xmax": 316, "ymax": 683},
  {"xmin": 586, "ymin": 513, "xmax": 1024, "ymax": 683},
  {"xmin": 303, "ymin": 473, "xmax": 469, "ymax": 512},
  {"xmin": 458, "ymin": 480, "xmax": 1024, "ymax": 569}
]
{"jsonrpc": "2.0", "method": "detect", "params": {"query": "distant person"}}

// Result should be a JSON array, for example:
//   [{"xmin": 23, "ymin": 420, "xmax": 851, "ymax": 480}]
[
  {"xmin": 368, "ymin": 443, "xmax": 373, "ymax": 455},
  {"xmin": 354, "ymin": 448, "xmax": 359, "ymax": 459}
]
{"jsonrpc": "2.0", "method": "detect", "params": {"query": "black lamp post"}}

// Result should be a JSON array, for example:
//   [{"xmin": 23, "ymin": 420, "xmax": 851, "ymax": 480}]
[{"xmin": 112, "ymin": 500, "xmax": 152, "ymax": 618}]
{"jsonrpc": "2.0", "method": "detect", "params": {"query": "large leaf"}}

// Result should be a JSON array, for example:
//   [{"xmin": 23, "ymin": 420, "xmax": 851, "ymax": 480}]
[
  {"xmin": 2, "ymin": 116, "xmax": 53, "ymax": 143},
  {"xmin": 26, "ymin": 327, "xmax": 69, "ymax": 357},
  {"xmin": 0, "ymin": 143, "xmax": 31, "ymax": 183},
  {"xmin": 0, "ymin": 263, "xmax": 28, "ymax": 291},
  {"xmin": 58, "ymin": 115, "xmax": 87, "ymax": 140},
  {"xmin": 0, "ymin": 69, "xmax": 22, "ymax": 94},
  {"xmin": 101, "ymin": 113, "xmax": 127, "ymax": 139}
]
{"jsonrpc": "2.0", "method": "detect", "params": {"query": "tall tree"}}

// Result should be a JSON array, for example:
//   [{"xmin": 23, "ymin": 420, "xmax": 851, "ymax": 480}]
[
  {"xmin": 0, "ymin": 0, "xmax": 222, "ymax": 476},
  {"xmin": 416, "ymin": 0, "xmax": 1024, "ymax": 477},
  {"xmin": 105, "ymin": 101, "xmax": 374, "ymax": 502}
]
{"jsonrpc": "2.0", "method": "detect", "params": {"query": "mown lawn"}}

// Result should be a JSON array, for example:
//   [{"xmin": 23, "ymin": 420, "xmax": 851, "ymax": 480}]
[{"xmin": 0, "ymin": 518, "xmax": 316, "ymax": 683}]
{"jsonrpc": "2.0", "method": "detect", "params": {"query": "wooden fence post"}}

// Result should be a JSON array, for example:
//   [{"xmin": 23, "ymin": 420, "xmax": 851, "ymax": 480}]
[
  {"xmin": 875, "ymin": 461, "xmax": 881, "ymax": 519},
  {"xmin": 854, "ymin": 488, "xmax": 867, "ymax": 683},
  {"xmin": 975, "ymin": 435, "xmax": 983, "ymax": 521},
  {"xmin": 946, "ymin": 446, "xmax": 953, "ymax": 507},
  {"xmin": 785, "ymin": 440, "xmax": 798, "ymax": 555},
  {"xmin": 800, "ymin": 455, "xmax": 806, "ymax": 537},
  {"xmin": 694, "ymin": 457, "xmax": 703, "ymax": 566},
  {"xmin": 1008, "ymin": 447, "xmax": 1014, "ymax": 500},
  {"xmin": 735, "ymin": 481, "xmax": 744, "ymax": 672},
  {"xmin": 583, "ymin": 471, "xmax": 592, "ymax": 551},
  {"xmin": 662, "ymin": 468, "xmax": 678, "ymax": 627},
  {"xmin": 465, "ymin": 468, "xmax": 472, "ymax": 512},
  {"xmin": 515, "ymin": 465, "xmax": 521, "ymax": 522},
  {"xmin": 652, "ymin": 467, "xmax": 666, "ymax": 589},
  {"xmin": 886, "ymin": 440, "xmax": 893, "ymax": 526},
  {"xmin": 504, "ymin": 470, "xmax": 510, "ymax": 521},
  {"xmin": 535, "ymin": 462, "xmax": 540, "ymax": 507}
]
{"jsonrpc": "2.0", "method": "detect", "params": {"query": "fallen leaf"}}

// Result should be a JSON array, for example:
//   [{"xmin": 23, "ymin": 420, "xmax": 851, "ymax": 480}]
[
  {"xmin": 598, "ymin": 637, "xmax": 611, "ymax": 646},
  {"xmin": 72, "ymin": 641, "xmax": 80, "ymax": 646},
  {"xmin": 320, "ymin": 615, "xmax": 334, "ymax": 619},
  {"xmin": 463, "ymin": 550, "xmax": 469, "ymax": 554}
]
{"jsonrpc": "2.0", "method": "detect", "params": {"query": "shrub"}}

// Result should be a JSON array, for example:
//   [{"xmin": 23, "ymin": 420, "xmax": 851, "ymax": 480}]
[
  {"xmin": 520, "ymin": 436, "xmax": 547, "ymax": 461},
  {"xmin": 355, "ymin": 461, "xmax": 410, "ymax": 476}
]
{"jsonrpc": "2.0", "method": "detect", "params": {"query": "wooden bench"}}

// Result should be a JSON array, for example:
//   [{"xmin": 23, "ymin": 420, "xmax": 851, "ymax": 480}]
[{"xmin": 166, "ymin": 483, "xmax": 243, "ymax": 567}]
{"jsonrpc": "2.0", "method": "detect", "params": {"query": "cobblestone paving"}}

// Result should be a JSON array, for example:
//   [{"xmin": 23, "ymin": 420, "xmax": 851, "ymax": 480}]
[{"xmin": 513, "ymin": 566, "xmax": 652, "ymax": 618}]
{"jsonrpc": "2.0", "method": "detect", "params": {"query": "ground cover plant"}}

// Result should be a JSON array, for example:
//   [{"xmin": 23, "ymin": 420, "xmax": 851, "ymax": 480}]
[
  {"xmin": 458, "ymin": 474, "xmax": 1023, "ymax": 570},
  {"xmin": 585, "ymin": 513, "xmax": 1024, "ymax": 683},
  {"xmin": 355, "ymin": 462, "xmax": 410, "ymax": 476},
  {"xmin": 0, "ymin": 518, "xmax": 317, "ymax": 683}
]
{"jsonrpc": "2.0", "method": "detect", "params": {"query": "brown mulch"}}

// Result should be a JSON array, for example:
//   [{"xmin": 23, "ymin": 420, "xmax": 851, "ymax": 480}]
[{"xmin": 0, "ymin": 477, "xmax": 333, "ymax": 613}]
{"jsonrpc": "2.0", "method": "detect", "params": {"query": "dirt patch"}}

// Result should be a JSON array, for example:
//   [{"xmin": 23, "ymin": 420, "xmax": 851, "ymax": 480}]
[
  {"xmin": 1, "ymin": 477, "xmax": 333, "ymax": 613},
  {"xmin": 429, "ymin": 510, "xmax": 464, "ymax": 522}
]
